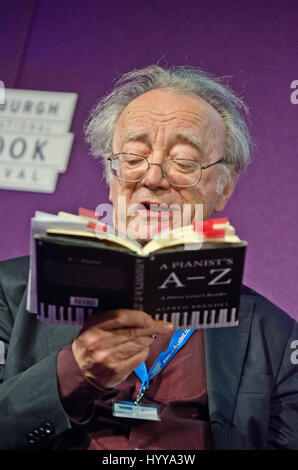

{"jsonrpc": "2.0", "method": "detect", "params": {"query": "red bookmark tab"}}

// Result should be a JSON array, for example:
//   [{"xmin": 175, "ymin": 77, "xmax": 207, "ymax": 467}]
[
  {"xmin": 87, "ymin": 221, "xmax": 107, "ymax": 232},
  {"xmin": 203, "ymin": 229, "xmax": 226, "ymax": 238},
  {"xmin": 194, "ymin": 218, "xmax": 228, "ymax": 238},
  {"xmin": 78, "ymin": 207, "xmax": 99, "ymax": 220},
  {"xmin": 206, "ymin": 217, "xmax": 228, "ymax": 227}
]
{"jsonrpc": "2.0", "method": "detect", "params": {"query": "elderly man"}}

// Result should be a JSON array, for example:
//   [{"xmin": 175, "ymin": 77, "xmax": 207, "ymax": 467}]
[{"xmin": 0, "ymin": 66, "xmax": 297, "ymax": 450}]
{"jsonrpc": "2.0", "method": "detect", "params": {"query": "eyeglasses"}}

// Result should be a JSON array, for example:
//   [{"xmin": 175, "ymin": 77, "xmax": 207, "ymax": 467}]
[{"xmin": 108, "ymin": 153, "xmax": 226, "ymax": 188}]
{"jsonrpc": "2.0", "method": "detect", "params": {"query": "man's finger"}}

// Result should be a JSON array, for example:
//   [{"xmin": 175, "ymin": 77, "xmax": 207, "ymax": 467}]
[
  {"xmin": 81, "ymin": 309, "xmax": 154, "ymax": 332},
  {"xmin": 90, "ymin": 335, "xmax": 154, "ymax": 365},
  {"xmin": 81, "ymin": 309, "xmax": 173, "ymax": 334}
]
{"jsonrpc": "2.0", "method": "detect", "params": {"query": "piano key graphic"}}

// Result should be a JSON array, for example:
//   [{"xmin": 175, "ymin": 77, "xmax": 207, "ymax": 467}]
[
  {"xmin": 154, "ymin": 307, "xmax": 239, "ymax": 330},
  {"xmin": 221, "ymin": 307, "xmax": 238, "ymax": 327},
  {"xmin": 38, "ymin": 303, "xmax": 95, "ymax": 325},
  {"xmin": 67, "ymin": 306, "xmax": 73, "ymax": 322},
  {"xmin": 37, "ymin": 303, "xmax": 238, "ymax": 329},
  {"xmin": 48, "ymin": 305, "xmax": 56, "ymax": 324},
  {"xmin": 38, "ymin": 302, "xmax": 46, "ymax": 322}
]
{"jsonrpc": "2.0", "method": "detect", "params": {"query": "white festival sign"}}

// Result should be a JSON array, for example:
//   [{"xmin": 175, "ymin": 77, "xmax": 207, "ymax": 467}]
[
  {"xmin": 0, "ymin": 88, "xmax": 77, "ymax": 192},
  {"xmin": 0, "ymin": 163, "xmax": 58, "ymax": 193},
  {"xmin": 0, "ymin": 89, "xmax": 77, "ymax": 134}
]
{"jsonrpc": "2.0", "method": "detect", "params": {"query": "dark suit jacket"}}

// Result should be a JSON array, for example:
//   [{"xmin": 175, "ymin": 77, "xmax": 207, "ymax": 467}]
[{"xmin": 0, "ymin": 256, "xmax": 297, "ymax": 450}]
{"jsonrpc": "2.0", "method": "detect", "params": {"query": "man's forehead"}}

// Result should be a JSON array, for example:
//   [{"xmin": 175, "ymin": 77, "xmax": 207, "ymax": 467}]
[
  {"xmin": 114, "ymin": 89, "xmax": 225, "ymax": 147},
  {"xmin": 120, "ymin": 88, "xmax": 219, "ymax": 117}
]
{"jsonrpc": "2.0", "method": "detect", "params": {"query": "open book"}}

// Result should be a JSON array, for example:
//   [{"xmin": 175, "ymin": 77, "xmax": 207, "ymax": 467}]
[{"xmin": 27, "ymin": 209, "xmax": 247, "ymax": 330}]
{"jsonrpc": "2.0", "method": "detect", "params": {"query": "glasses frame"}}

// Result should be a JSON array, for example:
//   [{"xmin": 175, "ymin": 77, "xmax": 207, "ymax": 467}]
[{"xmin": 108, "ymin": 152, "xmax": 226, "ymax": 188}]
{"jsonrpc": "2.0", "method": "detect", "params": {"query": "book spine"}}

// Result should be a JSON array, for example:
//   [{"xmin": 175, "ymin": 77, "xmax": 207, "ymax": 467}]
[{"xmin": 133, "ymin": 257, "xmax": 145, "ymax": 311}]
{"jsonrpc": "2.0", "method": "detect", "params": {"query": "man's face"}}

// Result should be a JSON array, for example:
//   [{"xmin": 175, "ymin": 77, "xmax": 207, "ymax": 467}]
[{"xmin": 109, "ymin": 89, "xmax": 233, "ymax": 243}]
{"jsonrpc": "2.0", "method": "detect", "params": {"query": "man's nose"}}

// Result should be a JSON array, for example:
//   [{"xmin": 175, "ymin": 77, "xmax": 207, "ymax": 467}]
[
  {"xmin": 140, "ymin": 161, "xmax": 170, "ymax": 190},
  {"xmin": 140, "ymin": 148, "xmax": 171, "ymax": 189}
]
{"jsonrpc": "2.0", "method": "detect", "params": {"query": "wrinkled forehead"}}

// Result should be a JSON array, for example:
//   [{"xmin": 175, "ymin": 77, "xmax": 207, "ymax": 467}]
[
  {"xmin": 118, "ymin": 89, "xmax": 223, "ymax": 124},
  {"xmin": 113, "ymin": 89, "xmax": 225, "ymax": 152}
]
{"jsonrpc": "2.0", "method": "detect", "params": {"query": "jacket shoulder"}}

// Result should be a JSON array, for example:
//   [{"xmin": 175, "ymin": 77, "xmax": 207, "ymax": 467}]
[
  {"xmin": 241, "ymin": 284, "xmax": 296, "ymax": 336},
  {"xmin": 0, "ymin": 256, "xmax": 30, "ymax": 314},
  {"xmin": 0, "ymin": 255, "xmax": 30, "ymax": 287}
]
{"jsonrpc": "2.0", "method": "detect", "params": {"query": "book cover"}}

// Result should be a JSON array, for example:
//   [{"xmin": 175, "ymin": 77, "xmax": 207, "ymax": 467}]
[{"xmin": 34, "ymin": 233, "xmax": 247, "ymax": 330}]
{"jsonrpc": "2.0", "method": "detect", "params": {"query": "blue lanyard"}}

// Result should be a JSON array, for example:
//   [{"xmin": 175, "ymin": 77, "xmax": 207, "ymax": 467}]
[{"xmin": 133, "ymin": 329, "xmax": 195, "ymax": 404}]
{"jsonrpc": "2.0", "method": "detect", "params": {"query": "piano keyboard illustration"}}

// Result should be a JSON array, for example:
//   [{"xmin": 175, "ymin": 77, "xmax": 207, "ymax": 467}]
[
  {"xmin": 38, "ymin": 303, "xmax": 238, "ymax": 329},
  {"xmin": 153, "ymin": 308, "xmax": 238, "ymax": 330},
  {"xmin": 38, "ymin": 303, "xmax": 95, "ymax": 325}
]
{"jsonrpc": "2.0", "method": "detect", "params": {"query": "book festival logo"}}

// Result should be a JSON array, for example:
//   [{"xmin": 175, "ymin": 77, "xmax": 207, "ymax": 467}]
[{"xmin": 0, "ymin": 84, "xmax": 77, "ymax": 193}]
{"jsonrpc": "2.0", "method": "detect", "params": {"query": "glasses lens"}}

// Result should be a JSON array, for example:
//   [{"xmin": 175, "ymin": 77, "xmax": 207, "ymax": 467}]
[
  {"xmin": 111, "ymin": 153, "xmax": 148, "ymax": 182},
  {"xmin": 162, "ymin": 159, "xmax": 202, "ymax": 186}
]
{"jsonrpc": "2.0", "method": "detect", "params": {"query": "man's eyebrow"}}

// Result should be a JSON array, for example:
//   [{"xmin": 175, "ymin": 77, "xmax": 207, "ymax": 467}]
[
  {"xmin": 174, "ymin": 131, "xmax": 204, "ymax": 154},
  {"xmin": 125, "ymin": 131, "xmax": 149, "ymax": 143},
  {"xmin": 123, "ymin": 130, "xmax": 204, "ymax": 154}
]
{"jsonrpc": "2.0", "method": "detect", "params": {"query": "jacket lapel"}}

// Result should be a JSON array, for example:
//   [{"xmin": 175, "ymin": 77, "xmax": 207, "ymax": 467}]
[{"xmin": 203, "ymin": 293, "xmax": 255, "ymax": 449}]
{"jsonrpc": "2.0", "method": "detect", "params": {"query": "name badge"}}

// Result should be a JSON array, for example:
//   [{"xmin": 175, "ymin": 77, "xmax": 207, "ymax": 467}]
[{"xmin": 112, "ymin": 401, "xmax": 160, "ymax": 421}]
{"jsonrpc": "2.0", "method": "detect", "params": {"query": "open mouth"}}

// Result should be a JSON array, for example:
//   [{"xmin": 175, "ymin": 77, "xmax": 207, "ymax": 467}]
[{"xmin": 138, "ymin": 202, "xmax": 177, "ymax": 212}]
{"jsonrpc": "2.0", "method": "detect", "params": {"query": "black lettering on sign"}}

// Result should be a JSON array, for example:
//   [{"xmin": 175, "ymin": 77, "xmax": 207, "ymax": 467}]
[
  {"xmin": 32, "ymin": 139, "xmax": 47, "ymax": 161},
  {"xmin": 36, "ymin": 102, "xmax": 45, "ymax": 114},
  {"xmin": 10, "ymin": 138, "xmax": 26, "ymax": 159},
  {"xmin": 48, "ymin": 103, "xmax": 59, "ymax": 115},
  {"xmin": 23, "ymin": 100, "xmax": 33, "ymax": 113},
  {"xmin": 11, "ymin": 100, "xmax": 21, "ymax": 112}
]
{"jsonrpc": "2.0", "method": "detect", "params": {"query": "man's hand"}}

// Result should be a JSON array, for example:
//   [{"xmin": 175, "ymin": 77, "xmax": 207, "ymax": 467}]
[{"xmin": 72, "ymin": 309, "xmax": 174, "ymax": 390}]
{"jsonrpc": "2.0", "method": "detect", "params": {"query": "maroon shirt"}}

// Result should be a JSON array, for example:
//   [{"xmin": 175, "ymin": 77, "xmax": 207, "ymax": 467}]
[{"xmin": 57, "ymin": 330, "xmax": 212, "ymax": 450}]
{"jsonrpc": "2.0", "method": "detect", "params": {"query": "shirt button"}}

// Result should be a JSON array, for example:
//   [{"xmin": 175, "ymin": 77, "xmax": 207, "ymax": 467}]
[
  {"xmin": 43, "ymin": 422, "xmax": 54, "ymax": 435},
  {"xmin": 26, "ymin": 433, "xmax": 36, "ymax": 445}
]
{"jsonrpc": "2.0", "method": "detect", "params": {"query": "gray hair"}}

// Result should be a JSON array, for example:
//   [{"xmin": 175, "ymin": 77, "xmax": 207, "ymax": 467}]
[{"xmin": 85, "ymin": 65, "xmax": 252, "ymax": 193}]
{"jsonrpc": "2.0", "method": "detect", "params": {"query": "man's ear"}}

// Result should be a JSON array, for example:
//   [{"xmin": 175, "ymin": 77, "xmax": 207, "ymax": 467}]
[{"xmin": 213, "ymin": 178, "xmax": 235, "ymax": 213}]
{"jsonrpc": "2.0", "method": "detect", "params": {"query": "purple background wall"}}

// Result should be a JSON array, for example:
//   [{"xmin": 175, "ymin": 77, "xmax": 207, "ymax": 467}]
[{"xmin": 0, "ymin": 0, "xmax": 297, "ymax": 320}]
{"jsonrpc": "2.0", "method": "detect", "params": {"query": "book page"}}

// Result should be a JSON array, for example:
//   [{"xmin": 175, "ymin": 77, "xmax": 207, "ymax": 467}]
[
  {"xmin": 141, "ymin": 223, "xmax": 241, "ymax": 255},
  {"xmin": 46, "ymin": 227, "xmax": 144, "ymax": 254}
]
